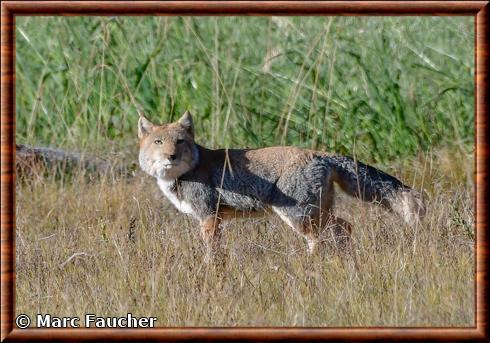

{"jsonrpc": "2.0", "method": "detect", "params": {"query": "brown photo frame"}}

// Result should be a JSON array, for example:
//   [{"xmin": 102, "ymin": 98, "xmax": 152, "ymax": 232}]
[{"xmin": 1, "ymin": 1, "xmax": 488, "ymax": 341}]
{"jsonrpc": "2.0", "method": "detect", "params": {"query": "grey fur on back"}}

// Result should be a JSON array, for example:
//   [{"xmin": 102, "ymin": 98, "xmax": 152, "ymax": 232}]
[{"xmin": 172, "ymin": 145, "xmax": 425, "ymax": 225}]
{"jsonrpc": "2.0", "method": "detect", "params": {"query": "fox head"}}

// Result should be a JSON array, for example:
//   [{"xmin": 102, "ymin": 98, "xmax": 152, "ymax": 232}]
[{"xmin": 138, "ymin": 111, "xmax": 199, "ymax": 180}]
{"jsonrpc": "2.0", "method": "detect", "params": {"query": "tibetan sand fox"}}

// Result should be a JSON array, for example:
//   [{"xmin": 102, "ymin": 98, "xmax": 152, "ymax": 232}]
[{"xmin": 138, "ymin": 111, "xmax": 426, "ymax": 260}]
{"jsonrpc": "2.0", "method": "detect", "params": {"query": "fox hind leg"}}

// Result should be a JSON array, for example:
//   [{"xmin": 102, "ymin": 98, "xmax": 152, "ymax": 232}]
[
  {"xmin": 316, "ymin": 185, "xmax": 353, "ymax": 249},
  {"xmin": 323, "ymin": 214, "xmax": 352, "ymax": 249},
  {"xmin": 199, "ymin": 216, "xmax": 222, "ymax": 263},
  {"xmin": 272, "ymin": 205, "xmax": 352, "ymax": 255},
  {"xmin": 272, "ymin": 207, "xmax": 321, "ymax": 255},
  {"xmin": 307, "ymin": 210, "xmax": 353, "ymax": 253}
]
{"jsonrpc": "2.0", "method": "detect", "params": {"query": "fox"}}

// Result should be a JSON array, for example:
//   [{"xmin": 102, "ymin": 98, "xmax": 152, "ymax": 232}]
[{"xmin": 138, "ymin": 111, "xmax": 426, "ymax": 260}]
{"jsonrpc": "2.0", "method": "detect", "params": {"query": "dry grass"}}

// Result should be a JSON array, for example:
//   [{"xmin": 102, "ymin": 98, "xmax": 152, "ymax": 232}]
[{"xmin": 15, "ymin": 149, "xmax": 474, "ymax": 327}]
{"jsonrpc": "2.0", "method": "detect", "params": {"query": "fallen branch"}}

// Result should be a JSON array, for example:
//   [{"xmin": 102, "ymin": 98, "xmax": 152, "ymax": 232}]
[{"xmin": 16, "ymin": 144, "xmax": 134, "ymax": 179}]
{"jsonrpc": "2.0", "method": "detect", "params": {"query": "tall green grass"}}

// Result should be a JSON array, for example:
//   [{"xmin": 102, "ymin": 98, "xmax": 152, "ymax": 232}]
[{"xmin": 16, "ymin": 16, "xmax": 474, "ymax": 162}]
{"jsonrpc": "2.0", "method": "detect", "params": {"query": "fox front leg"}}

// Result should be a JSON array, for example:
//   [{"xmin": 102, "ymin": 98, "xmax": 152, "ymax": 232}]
[{"xmin": 199, "ymin": 216, "xmax": 222, "ymax": 263}]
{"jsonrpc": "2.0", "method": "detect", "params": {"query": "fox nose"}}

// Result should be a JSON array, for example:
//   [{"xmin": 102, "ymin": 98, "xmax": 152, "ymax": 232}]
[{"xmin": 168, "ymin": 154, "xmax": 177, "ymax": 161}]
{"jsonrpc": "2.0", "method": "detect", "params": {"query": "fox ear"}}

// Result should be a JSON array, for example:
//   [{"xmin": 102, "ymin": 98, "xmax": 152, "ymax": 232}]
[
  {"xmin": 178, "ymin": 110, "xmax": 194, "ymax": 135},
  {"xmin": 138, "ymin": 115, "xmax": 154, "ymax": 139}
]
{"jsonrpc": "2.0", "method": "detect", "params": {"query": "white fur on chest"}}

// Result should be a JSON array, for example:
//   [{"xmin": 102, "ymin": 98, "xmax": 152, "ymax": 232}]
[{"xmin": 157, "ymin": 179, "xmax": 195, "ymax": 216}]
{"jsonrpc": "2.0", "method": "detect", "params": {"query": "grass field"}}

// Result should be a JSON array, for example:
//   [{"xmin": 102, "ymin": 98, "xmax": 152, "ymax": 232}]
[{"xmin": 15, "ymin": 16, "xmax": 474, "ymax": 326}]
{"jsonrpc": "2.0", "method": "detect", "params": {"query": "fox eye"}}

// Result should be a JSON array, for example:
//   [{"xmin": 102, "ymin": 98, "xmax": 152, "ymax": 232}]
[
  {"xmin": 176, "ymin": 139, "xmax": 184, "ymax": 144},
  {"xmin": 154, "ymin": 139, "xmax": 163, "ymax": 145}
]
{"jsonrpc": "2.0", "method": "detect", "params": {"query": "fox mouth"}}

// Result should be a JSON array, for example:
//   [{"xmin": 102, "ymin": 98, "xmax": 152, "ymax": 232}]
[
  {"xmin": 162, "ymin": 163, "xmax": 175, "ymax": 169},
  {"xmin": 152, "ymin": 160, "xmax": 176, "ymax": 174}
]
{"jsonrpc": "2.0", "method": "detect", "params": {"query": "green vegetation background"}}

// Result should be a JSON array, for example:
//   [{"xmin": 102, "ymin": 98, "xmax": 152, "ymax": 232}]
[{"xmin": 16, "ymin": 16, "xmax": 474, "ymax": 162}]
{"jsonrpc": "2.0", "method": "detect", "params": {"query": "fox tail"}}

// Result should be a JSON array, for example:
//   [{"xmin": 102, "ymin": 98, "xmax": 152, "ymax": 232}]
[{"xmin": 327, "ymin": 155, "xmax": 426, "ymax": 226}]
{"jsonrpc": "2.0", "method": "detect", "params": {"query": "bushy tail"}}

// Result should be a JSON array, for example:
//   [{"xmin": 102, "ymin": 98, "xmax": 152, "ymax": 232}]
[{"xmin": 327, "ymin": 155, "xmax": 426, "ymax": 226}]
